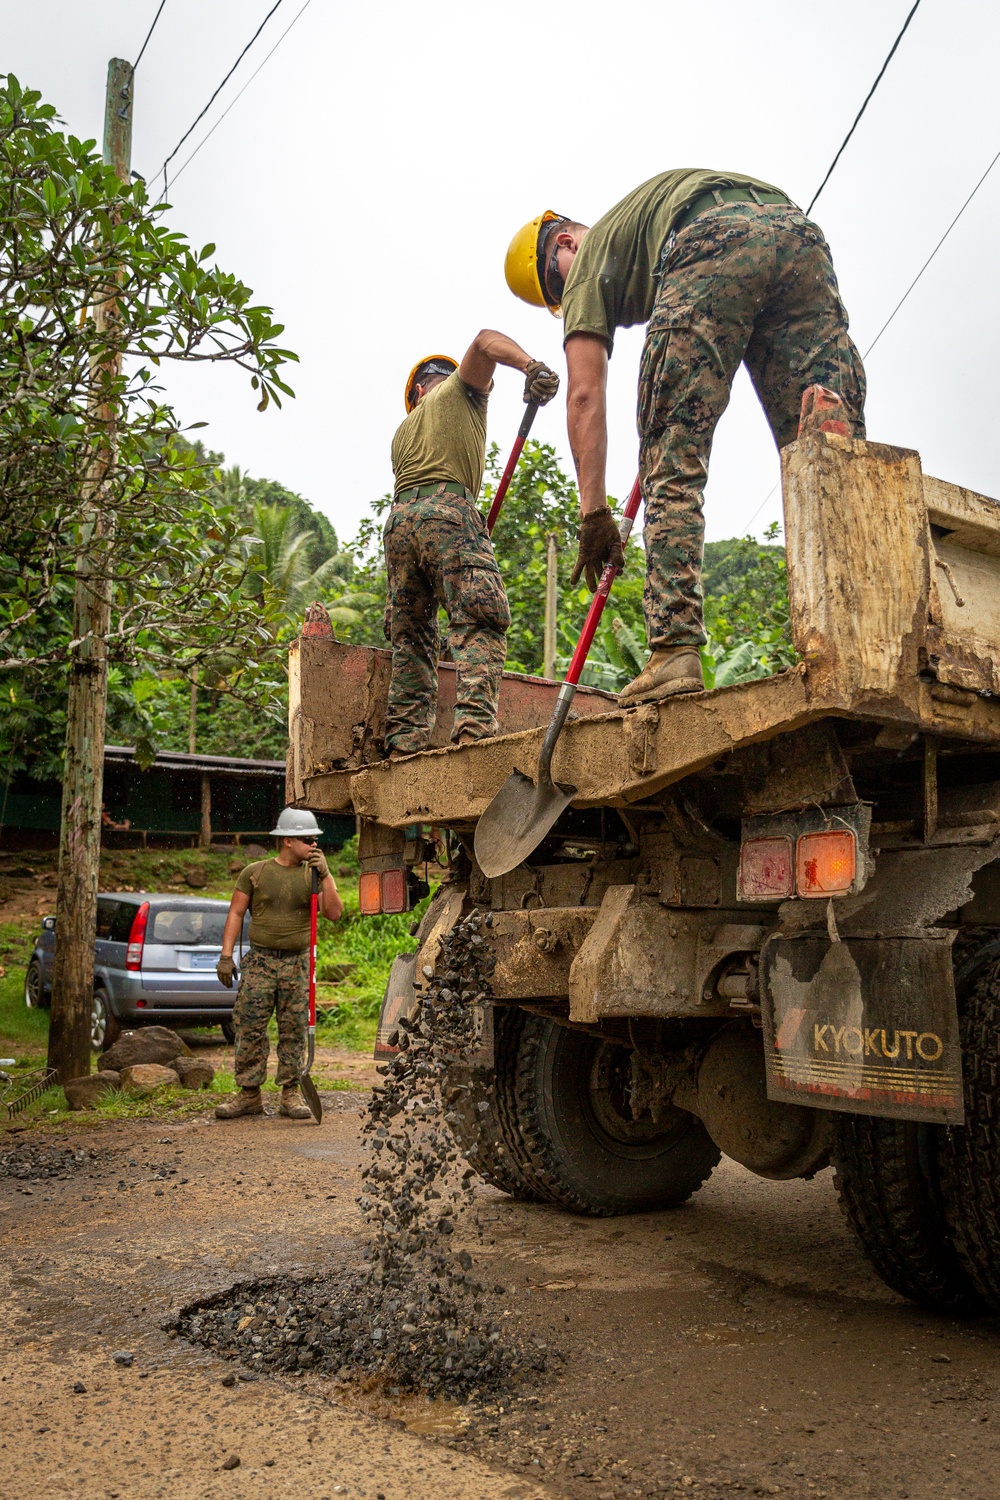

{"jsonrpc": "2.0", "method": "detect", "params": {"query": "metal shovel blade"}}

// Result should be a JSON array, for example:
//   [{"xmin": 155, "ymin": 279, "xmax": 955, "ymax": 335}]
[
  {"xmin": 300, "ymin": 1068, "xmax": 323, "ymax": 1124},
  {"xmin": 474, "ymin": 766, "xmax": 576, "ymax": 878}
]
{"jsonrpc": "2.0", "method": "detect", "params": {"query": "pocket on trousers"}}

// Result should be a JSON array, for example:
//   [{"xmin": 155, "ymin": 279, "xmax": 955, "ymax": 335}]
[{"xmin": 451, "ymin": 566, "xmax": 511, "ymax": 631}]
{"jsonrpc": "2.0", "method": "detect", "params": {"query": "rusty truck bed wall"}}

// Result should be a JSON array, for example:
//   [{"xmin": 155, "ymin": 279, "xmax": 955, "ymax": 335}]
[{"xmin": 292, "ymin": 434, "xmax": 1000, "ymax": 827}]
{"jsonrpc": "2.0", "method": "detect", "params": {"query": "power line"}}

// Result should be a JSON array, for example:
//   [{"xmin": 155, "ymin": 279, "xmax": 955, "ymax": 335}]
[
  {"xmin": 134, "ymin": 0, "xmax": 167, "ymax": 70},
  {"xmin": 159, "ymin": 0, "xmax": 287, "ymax": 192},
  {"xmin": 743, "ymin": 140, "xmax": 1000, "ymax": 536},
  {"xmin": 807, "ymin": 0, "xmax": 923, "ymax": 215},
  {"xmin": 168, "ymin": 0, "xmax": 314, "ymax": 188},
  {"xmin": 864, "ymin": 142, "xmax": 1000, "ymax": 356}
]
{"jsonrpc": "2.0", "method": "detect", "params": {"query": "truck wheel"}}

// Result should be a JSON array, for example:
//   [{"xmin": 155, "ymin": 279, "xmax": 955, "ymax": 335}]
[
  {"xmin": 939, "ymin": 949, "xmax": 1000, "ymax": 1311},
  {"xmin": 514, "ymin": 1015, "xmax": 720, "ymax": 1216},
  {"xmin": 445, "ymin": 1006, "xmax": 547, "ymax": 1202},
  {"xmin": 832, "ymin": 1114, "xmax": 981, "ymax": 1312}
]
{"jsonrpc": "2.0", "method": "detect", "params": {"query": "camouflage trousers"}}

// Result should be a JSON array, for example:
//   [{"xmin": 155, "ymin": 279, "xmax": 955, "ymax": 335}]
[
  {"xmin": 637, "ymin": 200, "xmax": 867, "ymax": 648},
  {"xmin": 233, "ymin": 946, "xmax": 308, "ymax": 1088},
  {"xmin": 383, "ymin": 486, "xmax": 510, "ymax": 754}
]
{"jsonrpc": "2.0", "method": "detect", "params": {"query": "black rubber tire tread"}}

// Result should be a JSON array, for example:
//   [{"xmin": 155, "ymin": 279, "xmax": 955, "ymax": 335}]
[
  {"xmin": 940, "ymin": 954, "xmax": 1000, "ymax": 1311},
  {"xmin": 221, "ymin": 1018, "xmax": 236, "ymax": 1044},
  {"xmin": 832, "ymin": 1114, "xmax": 981, "ymax": 1313},
  {"xmin": 513, "ymin": 1014, "xmax": 720, "ymax": 1217},
  {"xmin": 445, "ymin": 1006, "xmax": 548, "ymax": 1202}
]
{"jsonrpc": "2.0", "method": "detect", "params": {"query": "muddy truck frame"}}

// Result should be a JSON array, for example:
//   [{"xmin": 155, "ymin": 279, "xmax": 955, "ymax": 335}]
[{"xmin": 289, "ymin": 432, "xmax": 1000, "ymax": 1315}]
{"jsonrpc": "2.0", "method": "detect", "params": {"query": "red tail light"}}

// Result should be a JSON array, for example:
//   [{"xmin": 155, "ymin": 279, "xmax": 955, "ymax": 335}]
[
  {"xmin": 126, "ymin": 901, "xmax": 149, "ymax": 970},
  {"xmin": 738, "ymin": 836, "xmax": 794, "ymax": 901},
  {"xmin": 381, "ymin": 868, "xmax": 407, "ymax": 914}
]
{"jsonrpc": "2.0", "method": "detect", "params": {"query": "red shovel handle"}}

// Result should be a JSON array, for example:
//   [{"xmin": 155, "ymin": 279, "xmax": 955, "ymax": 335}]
[
  {"xmin": 309, "ymin": 869, "xmax": 318, "ymax": 1029},
  {"xmin": 485, "ymin": 401, "xmax": 540, "ymax": 534},
  {"xmin": 564, "ymin": 475, "xmax": 642, "ymax": 685}
]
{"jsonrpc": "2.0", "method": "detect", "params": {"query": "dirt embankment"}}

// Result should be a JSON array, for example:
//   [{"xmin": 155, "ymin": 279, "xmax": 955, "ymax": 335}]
[{"xmin": 3, "ymin": 1067, "xmax": 1000, "ymax": 1500}]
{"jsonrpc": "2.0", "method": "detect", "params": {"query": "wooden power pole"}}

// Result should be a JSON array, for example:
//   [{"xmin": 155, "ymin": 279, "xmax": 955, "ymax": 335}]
[
  {"xmin": 48, "ymin": 60, "xmax": 133, "ymax": 1083},
  {"xmin": 543, "ymin": 531, "xmax": 558, "ymax": 680}
]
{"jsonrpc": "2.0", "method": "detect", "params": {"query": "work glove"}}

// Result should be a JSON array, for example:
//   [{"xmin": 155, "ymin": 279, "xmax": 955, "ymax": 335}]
[
  {"xmin": 523, "ymin": 359, "xmax": 560, "ymax": 406},
  {"xmin": 570, "ymin": 504, "xmax": 625, "ymax": 591},
  {"xmin": 305, "ymin": 848, "xmax": 331, "ymax": 881},
  {"xmin": 216, "ymin": 955, "xmax": 236, "ymax": 989}
]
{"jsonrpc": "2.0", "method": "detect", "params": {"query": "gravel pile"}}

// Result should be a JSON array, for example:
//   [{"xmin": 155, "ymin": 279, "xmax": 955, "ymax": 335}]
[
  {"xmin": 177, "ymin": 908, "xmax": 547, "ymax": 1398},
  {"xmin": 0, "ymin": 1142, "xmax": 114, "ymax": 1181}
]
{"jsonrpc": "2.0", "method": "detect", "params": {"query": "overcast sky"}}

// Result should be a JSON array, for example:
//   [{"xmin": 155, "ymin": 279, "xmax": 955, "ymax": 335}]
[{"xmin": 6, "ymin": 0, "xmax": 1000, "ymax": 550}]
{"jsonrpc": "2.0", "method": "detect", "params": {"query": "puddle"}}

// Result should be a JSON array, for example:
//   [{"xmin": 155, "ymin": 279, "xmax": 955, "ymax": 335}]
[{"xmin": 402, "ymin": 1396, "xmax": 472, "ymax": 1438}]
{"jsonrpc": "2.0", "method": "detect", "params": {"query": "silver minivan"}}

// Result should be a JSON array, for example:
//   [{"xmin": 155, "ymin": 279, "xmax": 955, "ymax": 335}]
[{"xmin": 25, "ymin": 893, "xmax": 248, "ymax": 1050}]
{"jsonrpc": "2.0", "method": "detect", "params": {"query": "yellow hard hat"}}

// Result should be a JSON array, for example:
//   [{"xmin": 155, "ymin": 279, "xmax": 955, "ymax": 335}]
[
  {"xmin": 504, "ymin": 210, "xmax": 568, "ymax": 314},
  {"xmin": 404, "ymin": 354, "xmax": 458, "ymax": 414}
]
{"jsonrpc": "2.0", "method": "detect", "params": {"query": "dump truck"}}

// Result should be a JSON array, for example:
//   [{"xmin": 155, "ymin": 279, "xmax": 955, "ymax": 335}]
[{"xmin": 288, "ymin": 431, "xmax": 1000, "ymax": 1315}]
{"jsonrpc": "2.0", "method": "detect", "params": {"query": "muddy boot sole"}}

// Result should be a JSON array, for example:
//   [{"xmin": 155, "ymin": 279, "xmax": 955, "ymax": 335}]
[{"xmin": 619, "ymin": 676, "xmax": 704, "ymax": 706}]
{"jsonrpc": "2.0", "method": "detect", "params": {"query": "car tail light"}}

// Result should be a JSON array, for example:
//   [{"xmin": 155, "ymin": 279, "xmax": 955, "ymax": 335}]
[
  {"xmin": 738, "ymin": 836, "xmax": 794, "ymax": 901},
  {"xmin": 126, "ymin": 901, "xmax": 149, "ymax": 970},
  {"xmin": 358, "ymin": 872, "xmax": 382, "ymax": 915},
  {"xmin": 381, "ymin": 867, "xmax": 407, "ymax": 914},
  {"xmin": 796, "ymin": 830, "xmax": 856, "ymax": 897}
]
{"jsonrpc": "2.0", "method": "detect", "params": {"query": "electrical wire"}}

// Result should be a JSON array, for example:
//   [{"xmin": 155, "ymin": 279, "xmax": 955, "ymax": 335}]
[
  {"xmin": 742, "ymin": 141, "xmax": 1000, "ymax": 535},
  {"xmin": 167, "ymin": 0, "xmax": 314, "ymax": 188},
  {"xmin": 159, "ymin": 0, "xmax": 287, "ymax": 192},
  {"xmin": 864, "ymin": 142, "xmax": 1000, "ymax": 356},
  {"xmin": 807, "ymin": 0, "xmax": 923, "ymax": 215},
  {"xmin": 134, "ymin": 0, "xmax": 167, "ymax": 71}
]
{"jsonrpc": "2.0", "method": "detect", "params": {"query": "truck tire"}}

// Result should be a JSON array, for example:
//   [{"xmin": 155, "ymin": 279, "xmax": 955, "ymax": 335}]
[
  {"xmin": 514, "ymin": 1014, "xmax": 720, "ymax": 1216},
  {"xmin": 939, "ymin": 948, "xmax": 1000, "ymax": 1311},
  {"xmin": 832, "ymin": 1114, "xmax": 981, "ymax": 1313},
  {"xmin": 445, "ymin": 1006, "xmax": 547, "ymax": 1202}
]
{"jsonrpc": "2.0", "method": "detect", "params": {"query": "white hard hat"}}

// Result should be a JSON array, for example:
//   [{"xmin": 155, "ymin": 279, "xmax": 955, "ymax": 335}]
[{"xmin": 270, "ymin": 807, "xmax": 323, "ymax": 838}]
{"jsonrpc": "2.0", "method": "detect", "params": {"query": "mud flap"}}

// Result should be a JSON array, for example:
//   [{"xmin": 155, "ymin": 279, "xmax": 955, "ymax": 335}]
[
  {"xmin": 760, "ymin": 931, "xmax": 963, "ymax": 1124},
  {"xmin": 374, "ymin": 952, "xmax": 417, "ymax": 1061}
]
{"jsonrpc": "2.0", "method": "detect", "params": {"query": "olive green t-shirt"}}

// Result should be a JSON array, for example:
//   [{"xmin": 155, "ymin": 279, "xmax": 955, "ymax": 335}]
[
  {"xmin": 235, "ymin": 858, "xmax": 313, "ymax": 952},
  {"xmin": 391, "ymin": 371, "xmax": 489, "ymax": 499},
  {"xmin": 561, "ymin": 168, "xmax": 787, "ymax": 352}
]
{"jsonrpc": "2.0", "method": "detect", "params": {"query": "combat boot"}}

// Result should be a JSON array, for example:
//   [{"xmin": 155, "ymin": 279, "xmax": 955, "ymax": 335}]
[
  {"xmin": 618, "ymin": 646, "xmax": 704, "ymax": 705},
  {"xmin": 215, "ymin": 1087, "xmax": 265, "ymax": 1120},
  {"xmin": 278, "ymin": 1084, "xmax": 313, "ymax": 1120}
]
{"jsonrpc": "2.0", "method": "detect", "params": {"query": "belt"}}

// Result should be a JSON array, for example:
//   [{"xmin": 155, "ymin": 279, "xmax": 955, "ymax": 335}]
[
  {"xmin": 393, "ymin": 481, "xmax": 476, "ymax": 504},
  {"xmin": 249, "ymin": 944, "xmax": 307, "ymax": 959},
  {"xmin": 673, "ymin": 186, "xmax": 792, "ymax": 235}
]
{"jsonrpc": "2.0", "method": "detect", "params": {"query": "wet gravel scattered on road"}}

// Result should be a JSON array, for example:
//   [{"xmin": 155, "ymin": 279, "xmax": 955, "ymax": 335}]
[
  {"xmin": 0, "ymin": 1142, "xmax": 117, "ymax": 1181},
  {"xmin": 176, "ymin": 909, "xmax": 550, "ymax": 1398}
]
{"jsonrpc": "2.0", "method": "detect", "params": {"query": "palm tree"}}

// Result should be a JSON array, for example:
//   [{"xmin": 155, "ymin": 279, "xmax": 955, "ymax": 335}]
[{"xmin": 248, "ymin": 502, "xmax": 375, "ymax": 632}]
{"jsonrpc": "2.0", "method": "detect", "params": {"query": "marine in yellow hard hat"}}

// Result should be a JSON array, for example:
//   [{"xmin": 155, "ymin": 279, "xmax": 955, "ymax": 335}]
[
  {"xmin": 403, "ymin": 354, "xmax": 458, "ymax": 414},
  {"xmin": 504, "ymin": 211, "xmax": 570, "ymax": 314}
]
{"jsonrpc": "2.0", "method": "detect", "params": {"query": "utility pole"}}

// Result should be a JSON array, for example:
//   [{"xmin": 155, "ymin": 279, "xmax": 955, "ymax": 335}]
[
  {"xmin": 543, "ymin": 531, "xmax": 558, "ymax": 680},
  {"xmin": 48, "ymin": 60, "xmax": 133, "ymax": 1084},
  {"xmin": 188, "ymin": 667, "xmax": 198, "ymax": 754}
]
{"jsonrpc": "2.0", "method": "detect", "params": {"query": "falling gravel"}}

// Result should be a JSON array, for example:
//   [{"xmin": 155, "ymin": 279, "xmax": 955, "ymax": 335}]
[{"xmin": 175, "ymin": 908, "xmax": 549, "ymax": 1397}]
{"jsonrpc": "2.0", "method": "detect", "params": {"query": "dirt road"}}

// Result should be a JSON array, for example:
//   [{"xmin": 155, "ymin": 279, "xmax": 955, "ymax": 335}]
[{"xmin": 2, "ymin": 1059, "xmax": 998, "ymax": 1500}]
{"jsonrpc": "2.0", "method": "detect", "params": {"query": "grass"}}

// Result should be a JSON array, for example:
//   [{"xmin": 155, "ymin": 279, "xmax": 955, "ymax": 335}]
[{"xmin": 314, "ymin": 877, "xmax": 431, "ymax": 1049}]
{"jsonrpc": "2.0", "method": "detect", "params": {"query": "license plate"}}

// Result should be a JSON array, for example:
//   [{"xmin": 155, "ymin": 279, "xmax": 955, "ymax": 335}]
[{"xmin": 189, "ymin": 951, "xmax": 219, "ymax": 969}]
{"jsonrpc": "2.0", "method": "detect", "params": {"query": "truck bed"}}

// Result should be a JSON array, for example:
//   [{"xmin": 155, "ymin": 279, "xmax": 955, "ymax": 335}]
[{"xmin": 292, "ymin": 433, "xmax": 1000, "ymax": 831}]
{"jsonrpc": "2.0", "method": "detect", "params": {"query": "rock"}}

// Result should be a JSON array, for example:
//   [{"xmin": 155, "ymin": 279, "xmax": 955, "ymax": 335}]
[
  {"xmin": 220, "ymin": 1455, "xmax": 241, "ymax": 1471},
  {"xmin": 228, "ymin": 859, "xmax": 243, "ymax": 875},
  {"xmin": 220, "ymin": 1373, "xmax": 236, "ymax": 1387},
  {"xmin": 112, "ymin": 1351, "xmax": 134, "ymax": 1367},
  {"xmin": 242, "ymin": 844, "xmax": 269, "ymax": 860},
  {"xmin": 173, "ymin": 1056, "xmax": 215, "ymax": 1091},
  {"xmin": 72, "ymin": 1381, "xmax": 86, "ymax": 1394},
  {"xmin": 64, "ymin": 1071, "xmax": 121, "ymax": 1111},
  {"xmin": 120, "ymin": 1063, "xmax": 180, "ymax": 1097},
  {"xmin": 100, "ymin": 1026, "xmax": 192, "ymax": 1071},
  {"xmin": 183, "ymin": 865, "xmax": 208, "ymax": 888}
]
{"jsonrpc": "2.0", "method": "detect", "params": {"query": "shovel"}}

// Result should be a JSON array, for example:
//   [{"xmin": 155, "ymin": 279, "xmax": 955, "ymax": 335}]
[
  {"xmin": 474, "ymin": 475, "xmax": 642, "ymax": 878},
  {"xmin": 299, "ymin": 868, "xmax": 323, "ymax": 1123},
  {"xmin": 485, "ymin": 400, "xmax": 540, "ymax": 534}
]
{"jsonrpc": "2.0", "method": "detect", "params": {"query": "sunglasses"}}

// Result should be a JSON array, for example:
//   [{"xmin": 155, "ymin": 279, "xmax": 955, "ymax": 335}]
[{"xmin": 295, "ymin": 837, "xmax": 318, "ymax": 846}]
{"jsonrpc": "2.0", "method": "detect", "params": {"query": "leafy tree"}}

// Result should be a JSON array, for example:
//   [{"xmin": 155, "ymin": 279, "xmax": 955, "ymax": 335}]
[{"xmin": 0, "ymin": 72, "xmax": 295, "ymax": 1081}]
